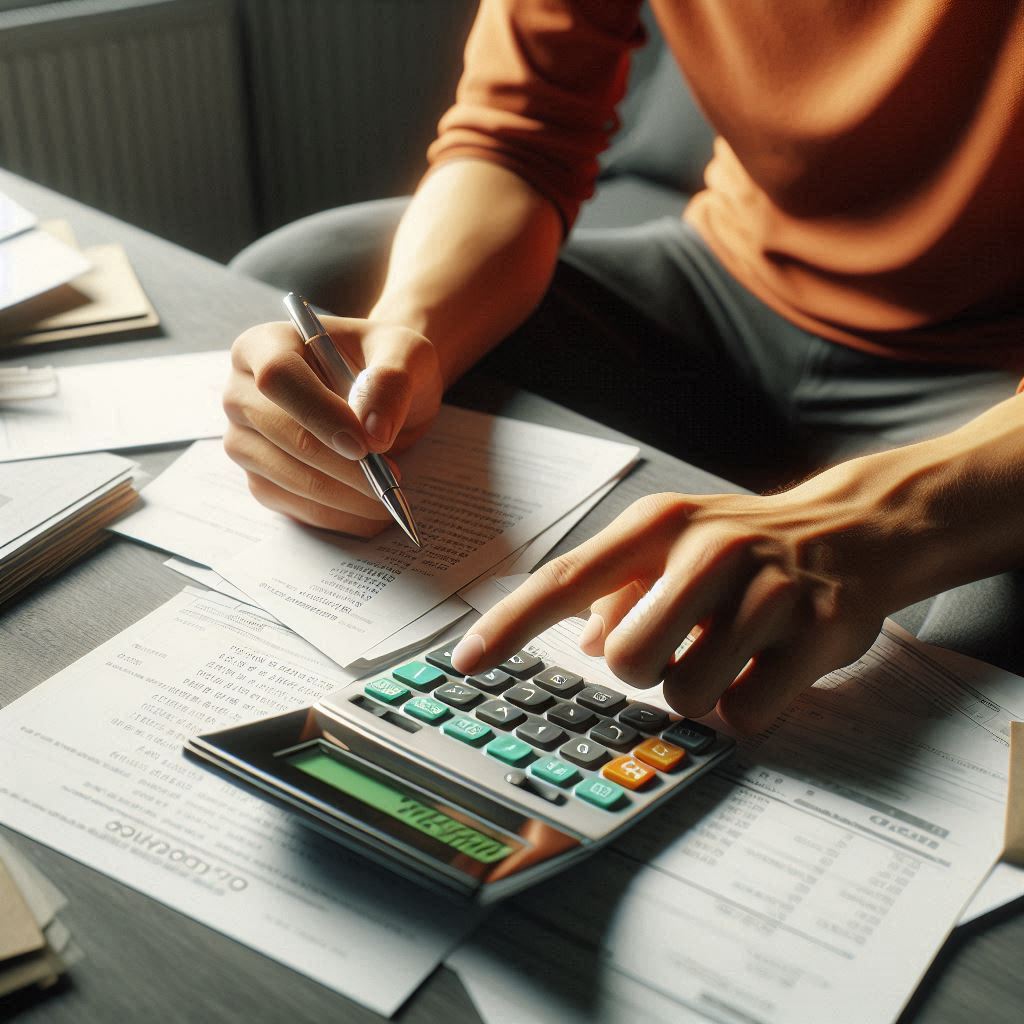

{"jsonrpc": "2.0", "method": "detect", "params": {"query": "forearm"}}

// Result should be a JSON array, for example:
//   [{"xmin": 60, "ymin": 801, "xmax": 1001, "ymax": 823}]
[
  {"xmin": 369, "ymin": 159, "xmax": 564, "ymax": 386},
  {"xmin": 790, "ymin": 391, "xmax": 1024, "ymax": 611}
]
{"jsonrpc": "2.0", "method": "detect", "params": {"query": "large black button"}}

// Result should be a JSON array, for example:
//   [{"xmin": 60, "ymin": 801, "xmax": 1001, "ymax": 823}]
[
  {"xmin": 516, "ymin": 717, "xmax": 567, "ymax": 751},
  {"xmin": 619, "ymin": 702, "xmax": 670, "ymax": 733},
  {"xmin": 476, "ymin": 699, "xmax": 526, "ymax": 730},
  {"xmin": 425, "ymin": 644, "xmax": 459, "ymax": 673},
  {"xmin": 504, "ymin": 682, "xmax": 554, "ymax": 711},
  {"xmin": 546, "ymin": 702, "xmax": 597, "ymax": 733},
  {"xmin": 434, "ymin": 681, "xmax": 483, "ymax": 710},
  {"xmin": 576, "ymin": 685, "xmax": 627, "ymax": 715},
  {"xmin": 500, "ymin": 651, "xmax": 544, "ymax": 678},
  {"xmin": 559, "ymin": 736, "xmax": 610, "ymax": 770},
  {"xmin": 589, "ymin": 719, "xmax": 640, "ymax": 752},
  {"xmin": 533, "ymin": 666, "xmax": 584, "ymax": 696},
  {"xmin": 468, "ymin": 668, "xmax": 514, "ymax": 693},
  {"xmin": 662, "ymin": 718, "xmax": 717, "ymax": 754}
]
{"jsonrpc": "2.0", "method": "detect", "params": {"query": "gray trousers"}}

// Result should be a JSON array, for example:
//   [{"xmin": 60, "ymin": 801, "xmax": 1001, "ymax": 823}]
[{"xmin": 231, "ymin": 198, "xmax": 1024, "ymax": 676}]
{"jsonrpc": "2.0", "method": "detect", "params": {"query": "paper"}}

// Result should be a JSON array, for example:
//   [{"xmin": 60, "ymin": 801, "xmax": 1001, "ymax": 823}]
[
  {"xmin": 114, "ymin": 439, "xmax": 286, "ymax": 566},
  {"xmin": 1005, "ymin": 721, "xmax": 1024, "ymax": 864},
  {"xmin": 219, "ymin": 406, "xmax": 638, "ymax": 666},
  {"xmin": 0, "ymin": 365, "xmax": 58, "ymax": 401},
  {"xmin": 0, "ymin": 350, "xmax": 228, "ymax": 462},
  {"xmin": 447, "ymin": 611, "xmax": 1019, "ymax": 1024},
  {"xmin": 0, "ymin": 192, "xmax": 36, "ymax": 241},
  {"xmin": 0, "ymin": 243, "xmax": 159, "ymax": 347},
  {"xmin": 958, "ymin": 862, "xmax": 1024, "ymax": 924},
  {"xmin": 0, "ymin": 228, "xmax": 91, "ymax": 313},
  {"xmin": 165, "ymin": 555, "xmax": 255, "ymax": 604},
  {"xmin": 0, "ymin": 588, "xmax": 480, "ymax": 1016}
]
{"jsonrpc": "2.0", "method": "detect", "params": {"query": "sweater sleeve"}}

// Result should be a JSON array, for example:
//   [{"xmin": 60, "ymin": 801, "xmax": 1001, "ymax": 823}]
[{"xmin": 427, "ymin": 0, "xmax": 645, "ymax": 233}]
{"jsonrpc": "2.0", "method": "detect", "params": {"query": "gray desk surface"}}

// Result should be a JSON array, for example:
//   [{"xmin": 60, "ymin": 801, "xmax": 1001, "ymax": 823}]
[{"xmin": 0, "ymin": 169, "xmax": 1021, "ymax": 1024}]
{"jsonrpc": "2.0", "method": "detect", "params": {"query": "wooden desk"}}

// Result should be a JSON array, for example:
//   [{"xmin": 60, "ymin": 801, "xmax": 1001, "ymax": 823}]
[{"xmin": 1, "ymin": 169, "xmax": 1021, "ymax": 1024}]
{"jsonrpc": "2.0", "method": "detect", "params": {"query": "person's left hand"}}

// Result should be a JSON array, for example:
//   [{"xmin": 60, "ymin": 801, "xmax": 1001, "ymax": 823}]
[{"xmin": 450, "ymin": 461, "xmax": 924, "ymax": 733}]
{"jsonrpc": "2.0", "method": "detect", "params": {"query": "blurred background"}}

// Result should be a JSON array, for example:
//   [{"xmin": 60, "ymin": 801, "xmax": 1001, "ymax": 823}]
[{"xmin": 0, "ymin": 0, "xmax": 709, "ymax": 263}]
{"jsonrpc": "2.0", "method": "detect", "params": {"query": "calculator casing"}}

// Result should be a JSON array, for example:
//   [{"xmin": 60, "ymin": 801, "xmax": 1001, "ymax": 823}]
[{"xmin": 185, "ymin": 642, "xmax": 735, "ymax": 904}]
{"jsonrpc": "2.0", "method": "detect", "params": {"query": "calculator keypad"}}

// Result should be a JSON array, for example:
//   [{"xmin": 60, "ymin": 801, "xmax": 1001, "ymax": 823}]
[{"xmin": 358, "ymin": 636, "xmax": 725, "ymax": 818}]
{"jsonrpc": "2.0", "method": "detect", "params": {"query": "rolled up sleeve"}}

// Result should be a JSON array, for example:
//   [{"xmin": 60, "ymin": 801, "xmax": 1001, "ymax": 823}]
[{"xmin": 427, "ymin": 0, "xmax": 645, "ymax": 233}]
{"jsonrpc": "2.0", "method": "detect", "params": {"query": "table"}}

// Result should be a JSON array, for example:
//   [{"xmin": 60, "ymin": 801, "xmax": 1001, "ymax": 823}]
[{"xmin": 1, "ymin": 168, "xmax": 1021, "ymax": 1024}]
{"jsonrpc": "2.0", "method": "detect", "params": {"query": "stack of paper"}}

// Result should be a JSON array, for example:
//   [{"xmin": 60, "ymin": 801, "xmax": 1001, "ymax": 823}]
[
  {"xmin": 0, "ymin": 452, "xmax": 138, "ymax": 606},
  {"xmin": 113, "ymin": 406, "xmax": 639, "ymax": 670},
  {"xmin": 0, "ymin": 197, "xmax": 158, "ymax": 348},
  {"xmin": 0, "ymin": 836, "xmax": 81, "ymax": 997}
]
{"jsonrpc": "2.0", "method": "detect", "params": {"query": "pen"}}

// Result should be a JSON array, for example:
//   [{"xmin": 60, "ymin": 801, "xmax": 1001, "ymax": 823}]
[{"xmin": 283, "ymin": 292, "xmax": 421, "ymax": 548}]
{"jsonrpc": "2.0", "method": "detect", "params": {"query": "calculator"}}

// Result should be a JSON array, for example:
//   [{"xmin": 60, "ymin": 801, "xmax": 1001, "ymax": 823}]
[{"xmin": 185, "ymin": 633, "xmax": 734, "ymax": 903}]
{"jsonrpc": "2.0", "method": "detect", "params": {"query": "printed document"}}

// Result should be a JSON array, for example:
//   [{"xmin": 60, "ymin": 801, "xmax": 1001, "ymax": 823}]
[
  {"xmin": 447, "ymin": 597, "xmax": 1020, "ymax": 1024},
  {"xmin": 0, "ymin": 588, "xmax": 480, "ymax": 1016},
  {"xmin": 0, "ymin": 350, "xmax": 227, "ymax": 462},
  {"xmin": 218, "ymin": 406, "xmax": 638, "ymax": 666}
]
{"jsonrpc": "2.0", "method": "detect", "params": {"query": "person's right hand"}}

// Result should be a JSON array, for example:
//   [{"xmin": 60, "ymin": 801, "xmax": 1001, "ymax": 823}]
[{"xmin": 223, "ymin": 316, "xmax": 443, "ymax": 537}]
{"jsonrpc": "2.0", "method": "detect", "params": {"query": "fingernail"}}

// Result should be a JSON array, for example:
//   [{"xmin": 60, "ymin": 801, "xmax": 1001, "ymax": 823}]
[
  {"xmin": 332, "ymin": 430, "xmax": 365, "ymax": 460},
  {"xmin": 364, "ymin": 411, "xmax": 391, "ymax": 445},
  {"xmin": 578, "ymin": 612, "xmax": 605, "ymax": 654},
  {"xmin": 451, "ymin": 633, "xmax": 485, "ymax": 673}
]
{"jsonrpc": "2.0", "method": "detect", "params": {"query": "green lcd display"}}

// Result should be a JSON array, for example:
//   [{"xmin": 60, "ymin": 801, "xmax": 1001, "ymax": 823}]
[{"xmin": 288, "ymin": 747, "xmax": 515, "ymax": 865}]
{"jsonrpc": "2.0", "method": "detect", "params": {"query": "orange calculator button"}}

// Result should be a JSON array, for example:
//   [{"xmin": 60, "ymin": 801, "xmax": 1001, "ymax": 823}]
[
  {"xmin": 633, "ymin": 737, "xmax": 687, "ymax": 772},
  {"xmin": 602, "ymin": 755, "xmax": 657, "ymax": 791}
]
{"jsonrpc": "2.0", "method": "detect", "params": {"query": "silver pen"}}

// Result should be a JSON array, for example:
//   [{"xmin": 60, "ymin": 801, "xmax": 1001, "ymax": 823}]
[{"xmin": 283, "ymin": 292, "xmax": 421, "ymax": 548}]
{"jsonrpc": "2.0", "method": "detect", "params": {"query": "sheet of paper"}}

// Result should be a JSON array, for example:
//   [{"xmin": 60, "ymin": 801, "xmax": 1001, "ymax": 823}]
[
  {"xmin": 957, "ymin": 862, "xmax": 1024, "ymax": 924},
  {"xmin": 0, "ymin": 452, "xmax": 134, "ymax": 551},
  {"xmin": 0, "ymin": 228, "xmax": 91, "ymax": 313},
  {"xmin": 113, "ymin": 439, "xmax": 285, "ymax": 565},
  {"xmin": 0, "ymin": 350, "xmax": 228, "ymax": 462},
  {"xmin": 0, "ymin": 588, "xmax": 481, "ymax": 1016},
  {"xmin": 164, "ymin": 555, "xmax": 255, "ymax": 604},
  {"xmin": 447, "ymin": 610, "xmax": 1020, "ymax": 1024},
  {"xmin": 218, "ymin": 406, "xmax": 638, "ymax": 666},
  {"xmin": 0, "ymin": 192, "xmax": 36, "ymax": 242}
]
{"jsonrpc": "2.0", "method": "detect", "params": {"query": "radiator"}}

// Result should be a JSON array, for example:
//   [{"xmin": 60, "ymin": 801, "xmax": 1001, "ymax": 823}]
[
  {"xmin": 0, "ymin": 0, "xmax": 256, "ymax": 261},
  {"xmin": 240, "ymin": 0, "xmax": 477, "ymax": 232}
]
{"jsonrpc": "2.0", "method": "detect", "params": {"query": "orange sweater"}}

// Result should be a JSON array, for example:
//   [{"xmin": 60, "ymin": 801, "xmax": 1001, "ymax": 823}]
[{"xmin": 428, "ymin": 1, "xmax": 1024, "ymax": 369}]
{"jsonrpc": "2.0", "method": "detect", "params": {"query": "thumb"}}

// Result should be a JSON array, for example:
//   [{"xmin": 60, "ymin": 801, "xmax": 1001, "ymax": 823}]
[{"xmin": 332, "ymin": 321, "xmax": 424, "ymax": 454}]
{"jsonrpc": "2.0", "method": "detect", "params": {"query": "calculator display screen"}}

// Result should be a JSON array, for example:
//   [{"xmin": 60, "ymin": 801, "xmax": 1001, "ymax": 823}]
[{"xmin": 289, "ymin": 747, "xmax": 516, "ymax": 865}]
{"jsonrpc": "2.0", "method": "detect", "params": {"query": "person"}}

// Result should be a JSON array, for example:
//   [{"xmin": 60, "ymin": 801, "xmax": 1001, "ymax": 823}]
[{"xmin": 223, "ymin": 1, "xmax": 1024, "ymax": 733}]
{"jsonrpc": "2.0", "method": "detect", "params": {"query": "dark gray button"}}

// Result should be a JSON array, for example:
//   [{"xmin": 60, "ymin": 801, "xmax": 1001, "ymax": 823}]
[
  {"xmin": 576, "ymin": 685, "xmax": 627, "ymax": 715},
  {"xmin": 515, "ymin": 717, "xmax": 567, "ymax": 751},
  {"xmin": 546, "ymin": 702, "xmax": 597, "ymax": 733},
  {"xmin": 468, "ymin": 668, "xmax": 514, "ymax": 693},
  {"xmin": 475, "ymin": 699, "xmax": 526, "ymax": 730},
  {"xmin": 662, "ymin": 719, "xmax": 717, "ymax": 754},
  {"xmin": 589, "ymin": 719, "xmax": 640, "ymax": 751},
  {"xmin": 619, "ymin": 703, "xmax": 670, "ymax": 733},
  {"xmin": 434, "ymin": 681, "xmax": 483, "ymax": 710},
  {"xmin": 504, "ymin": 682, "xmax": 553, "ymax": 711},
  {"xmin": 533, "ymin": 666, "xmax": 584, "ymax": 696},
  {"xmin": 559, "ymin": 736, "xmax": 610, "ymax": 770},
  {"xmin": 500, "ymin": 651, "xmax": 544, "ymax": 678},
  {"xmin": 425, "ymin": 644, "xmax": 458, "ymax": 673}
]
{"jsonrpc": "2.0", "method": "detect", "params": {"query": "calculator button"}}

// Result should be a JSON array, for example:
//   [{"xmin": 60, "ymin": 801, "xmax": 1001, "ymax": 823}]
[
  {"xmin": 603, "ymin": 755, "xmax": 657, "ymax": 790},
  {"xmin": 504, "ymin": 683, "xmax": 553, "ymax": 712},
  {"xmin": 442, "ymin": 716, "xmax": 493, "ymax": 747},
  {"xmin": 619, "ymin": 702, "xmax": 670, "ymax": 733},
  {"xmin": 468, "ymin": 668, "xmax": 514, "ymax": 693},
  {"xmin": 576, "ymin": 685, "xmax": 627, "ymax": 715},
  {"xmin": 589, "ymin": 719, "xmax": 640, "ymax": 751},
  {"xmin": 559, "ymin": 737, "xmax": 610, "ymax": 770},
  {"xmin": 364, "ymin": 679, "xmax": 410, "ymax": 705},
  {"xmin": 393, "ymin": 660, "xmax": 447, "ymax": 691},
  {"xmin": 662, "ymin": 718, "xmax": 717, "ymax": 754},
  {"xmin": 424, "ymin": 645, "xmax": 459, "ymax": 673},
  {"xmin": 574, "ymin": 777, "xmax": 627, "ymax": 811},
  {"xmin": 546, "ymin": 702, "xmax": 597, "ymax": 733},
  {"xmin": 504, "ymin": 770, "xmax": 566, "ymax": 806},
  {"xmin": 533, "ymin": 667, "xmax": 584, "ymax": 696},
  {"xmin": 530, "ymin": 757, "xmax": 580, "ymax": 788},
  {"xmin": 633, "ymin": 737, "xmax": 686, "ymax": 772},
  {"xmin": 404, "ymin": 696, "xmax": 451, "ymax": 724},
  {"xmin": 516, "ymin": 718, "xmax": 567, "ymax": 751},
  {"xmin": 500, "ymin": 651, "xmax": 544, "ymax": 678},
  {"xmin": 486, "ymin": 736, "xmax": 535, "ymax": 767},
  {"xmin": 476, "ymin": 700, "xmax": 526, "ymax": 730},
  {"xmin": 434, "ymin": 681, "xmax": 484, "ymax": 710}
]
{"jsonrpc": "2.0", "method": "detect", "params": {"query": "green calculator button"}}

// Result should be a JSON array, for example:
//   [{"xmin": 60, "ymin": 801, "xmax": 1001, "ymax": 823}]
[
  {"xmin": 529, "ymin": 757, "xmax": 580, "ymax": 788},
  {"xmin": 364, "ymin": 678, "xmax": 410, "ymax": 705},
  {"xmin": 442, "ymin": 716, "xmax": 493, "ymax": 747},
  {"xmin": 393, "ymin": 661, "xmax": 447, "ymax": 691},
  {"xmin": 404, "ymin": 696, "xmax": 450, "ymax": 724},
  {"xmin": 574, "ymin": 777, "xmax": 626, "ymax": 811},
  {"xmin": 486, "ymin": 736, "xmax": 535, "ymax": 767}
]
